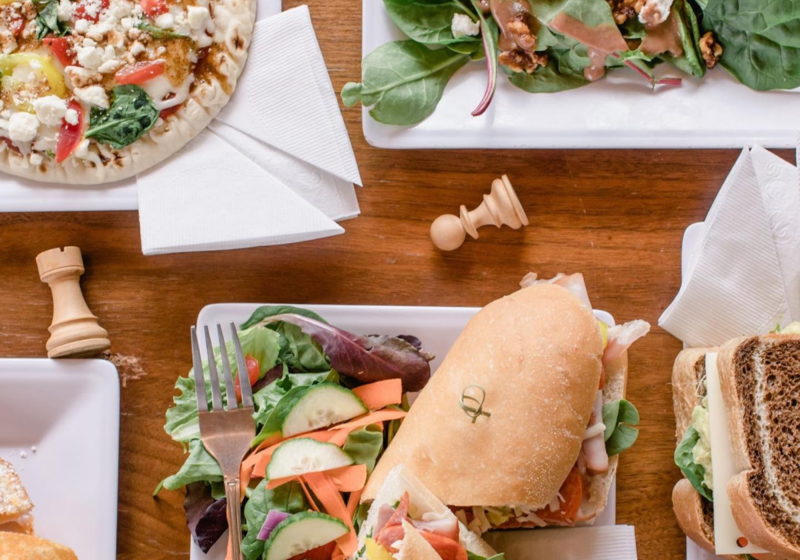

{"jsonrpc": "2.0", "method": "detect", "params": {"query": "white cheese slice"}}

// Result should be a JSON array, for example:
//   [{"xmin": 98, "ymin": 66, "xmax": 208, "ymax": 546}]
[{"xmin": 706, "ymin": 353, "xmax": 767, "ymax": 555}]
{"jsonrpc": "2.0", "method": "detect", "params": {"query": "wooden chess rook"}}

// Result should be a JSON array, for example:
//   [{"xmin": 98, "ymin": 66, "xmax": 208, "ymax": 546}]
[
  {"xmin": 36, "ymin": 246, "xmax": 110, "ymax": 359},
  {"xmin": 430, "ymin": 174, "xmax": 529, "ymax": 251}
]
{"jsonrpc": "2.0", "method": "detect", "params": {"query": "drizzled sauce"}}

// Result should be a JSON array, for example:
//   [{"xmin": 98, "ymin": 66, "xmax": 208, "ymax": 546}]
[
  {"xmin": 549, "ymin": 13, "xmax": 628, "ymax": 54},
  {"xmin": 584, "ymin": 48, "xmax": 608, "ymax": 81},
  {"xmin": 490, "ymin": 0, "xmax": 533, "ymax": 51},
  {"xmin": 641, "ymin": 11, "xmax": 683, "ymax": 56}
]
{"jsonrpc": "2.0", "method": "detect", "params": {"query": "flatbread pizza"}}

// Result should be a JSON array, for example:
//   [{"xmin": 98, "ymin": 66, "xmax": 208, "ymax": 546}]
[{"xmin": 0, "ymin": 0, "xmax": 254, "ymax": 183}]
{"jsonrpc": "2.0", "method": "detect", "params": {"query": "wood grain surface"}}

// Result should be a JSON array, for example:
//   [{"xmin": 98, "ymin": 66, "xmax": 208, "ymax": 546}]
[{"xmin": 0, "ymin": 0, "xmax": 793, "ymax": 557}]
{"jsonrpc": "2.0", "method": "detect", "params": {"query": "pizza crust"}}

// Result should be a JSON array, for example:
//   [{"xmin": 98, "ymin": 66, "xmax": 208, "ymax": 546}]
[{"xmin": 0, "ymin": 0, "xmax": 256, "ymax": 184}]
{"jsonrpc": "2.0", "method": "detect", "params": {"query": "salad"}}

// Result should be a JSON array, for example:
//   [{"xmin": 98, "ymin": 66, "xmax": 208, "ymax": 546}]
[
  {"xmin": 343, "ymin": 0, "xmax": 800, "ymax": 126},
  {"xmin": 156, "ymin": 305, "xmax": 434, "ymax": 560}
]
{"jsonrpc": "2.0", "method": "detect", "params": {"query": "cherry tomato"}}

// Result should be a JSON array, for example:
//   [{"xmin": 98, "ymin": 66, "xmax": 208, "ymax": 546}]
[
  {"xmin": 115, "ymin": 59, "xmax": 165, "ymax": 85},
  {"xmin": 75, "ymin": 0, "xmax": 109, "ymax": 22},
  {"xmin": 234, "ymin": 354, "xmax": 259, "ymax": 400},
  {"xmin": 55, "ymin": 100, "xmax": 84, "ymax": 163},
  {"xmin": 536, "ymin": 467, "xmax": 583, "ymax": 523},
  {"xmin": 43, "ymin": 37, "xmax": 75, "ymax": 68},
  {"xmin": 287, "ymin": 541, "xmax": 336, "ymax": 560},
  {"xmin": 140, "ymin": 0, "xmax": 168, "ymax": 16},
  {"xmin": 158, "ymin": 102, "xmax": 183, "ymax": 119},
  {"xmin": 8, "ymin": 17, "xmax": 24, "ymax": 37}
]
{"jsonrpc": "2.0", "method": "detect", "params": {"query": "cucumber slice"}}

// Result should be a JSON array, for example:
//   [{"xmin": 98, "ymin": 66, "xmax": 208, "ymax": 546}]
[
  {"xmin": 264, "ymin": 511, "xmax": 348, "ymax": 560},
  {"xmin": 267, "ymin": 438, "xmax": 354, "ymax": 480},
  {"xmin": 281, "ymin": 383, "xmax": 368, "ymax": 437}
]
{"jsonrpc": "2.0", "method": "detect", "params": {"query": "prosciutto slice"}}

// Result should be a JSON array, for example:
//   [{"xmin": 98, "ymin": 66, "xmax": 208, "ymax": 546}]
[{"xmin": 582, "ymin": 392, "xmax": 608, "ymax": 474}]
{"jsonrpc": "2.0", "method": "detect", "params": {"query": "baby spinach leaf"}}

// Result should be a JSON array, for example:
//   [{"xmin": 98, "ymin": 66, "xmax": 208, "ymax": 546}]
[
  {"xmin": 509, "ymin": 43, "xmax": 591, "ymax": 93},
  {"xmin": 342, "ymin": 40, "xmax": 470, "ymax": 125},
  {"xmin": 674, "ymin": 425, "xmax": 714, "ymax": 501},
  {"xmin": 86, "ymin": 85, "xmax": 160, "ymax": 149},
  {"xmin": 602, "ymin": 398, "xmax": 640, "ymax": 456},
  {"xmin": 384, "ymin": 0, "xmax": 481, "ymax": 48},
  {"xmin": 702, "ymin": 0, "xmax": 800, "ymax": 90},
  {"xmin": 34, "ymin": 0, "xmax": 69, "ymax": 40},
  {"xmin": 662, "ymin": 1, "xmax": 706, "ymax": 77}
]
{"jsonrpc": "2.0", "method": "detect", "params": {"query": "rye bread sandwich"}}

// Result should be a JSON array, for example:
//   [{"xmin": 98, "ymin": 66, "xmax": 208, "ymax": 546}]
[
  {"xmin": 362, "ymin": 274, "xmax": 649, "ymax": 534},
  {"xmin": 672, "ymin": 326, "xmax": 800, "ymax": 560}
]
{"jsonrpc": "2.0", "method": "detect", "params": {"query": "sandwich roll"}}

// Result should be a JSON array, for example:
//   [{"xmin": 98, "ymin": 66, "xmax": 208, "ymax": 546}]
[{"xmin": 0, "ymin": 533, "xmax": 77, "ymax": 560}]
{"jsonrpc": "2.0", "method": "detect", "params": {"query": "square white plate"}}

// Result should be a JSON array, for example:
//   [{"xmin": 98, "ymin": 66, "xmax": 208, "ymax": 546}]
[
  {"xmin": 0, "ymin": 359, "xmax": 119, "ymax": 559},
  {"xmin": 362, "ymin": 0, "xmax": 800, "ymax": 149},
  {"xmin": 0, "ymin": 0, "xmax": 282, "ymax": 213},
  {"xmin": 190, "ymin": 302, "xmax": 617, "ymax": 558}
]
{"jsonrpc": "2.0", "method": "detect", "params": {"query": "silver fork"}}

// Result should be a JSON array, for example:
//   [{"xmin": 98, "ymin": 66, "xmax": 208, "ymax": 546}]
[{"xmin": 191, "ymin": 323, "xmax": 255, "ymax": 560}]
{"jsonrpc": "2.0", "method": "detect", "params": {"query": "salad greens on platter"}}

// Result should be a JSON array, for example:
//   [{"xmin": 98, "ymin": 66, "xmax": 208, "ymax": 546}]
[
  {"xmin": 344, "ymin": 0, "xmax": 800, "ymax": 125},
  {"xmin": 156, "ymin": 305, "xmax": 433, "ymax": 558}
]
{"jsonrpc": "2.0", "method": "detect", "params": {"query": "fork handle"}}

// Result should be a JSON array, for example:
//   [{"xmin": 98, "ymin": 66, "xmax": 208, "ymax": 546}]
[{"xmin": 225, "ymin": 478, "xmax": 243, "ymax": 560}]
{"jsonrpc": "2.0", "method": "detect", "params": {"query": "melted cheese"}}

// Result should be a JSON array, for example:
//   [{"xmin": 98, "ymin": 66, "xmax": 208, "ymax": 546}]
[{"xmin": 141, "ymin": 73, "xmax": 193, "ymax": 110}]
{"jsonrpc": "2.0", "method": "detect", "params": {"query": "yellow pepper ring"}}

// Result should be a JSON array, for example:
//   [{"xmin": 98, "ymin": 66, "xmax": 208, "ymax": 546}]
[{"xmin": 0, "ymin": 53, "xmax": 67, "ymax": 98}]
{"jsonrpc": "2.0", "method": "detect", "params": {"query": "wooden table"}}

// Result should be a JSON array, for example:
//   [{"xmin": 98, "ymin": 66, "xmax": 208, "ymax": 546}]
[{"xmin": 0, "ymin": 1, "xmax": 794, "ymax": 557}]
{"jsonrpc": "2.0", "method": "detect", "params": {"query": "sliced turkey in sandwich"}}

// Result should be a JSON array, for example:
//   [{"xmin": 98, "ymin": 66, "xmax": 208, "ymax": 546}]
[
  {"xmin": 352, "ymin": 464, "xmax": 500, "ymax": 560},
  {"xmin": 362, "ymin": 274, "xmax": 649, "ymax": 533}
]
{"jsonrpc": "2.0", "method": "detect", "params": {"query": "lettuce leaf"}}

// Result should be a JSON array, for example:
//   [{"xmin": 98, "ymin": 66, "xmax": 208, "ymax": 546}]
[
  {"xmin": 602, "ymin": 399, "xmax": 640, "ymax": 456},
  {"xmin": 343, "ymin": 425, "xmax": 385, "ymax": 475},
  {"xmin": 183, "ymin": 482, "xmax": 227, "ymax": 553},
  {"xmin": 156, "ymin": 439, "xmax": 222, "ymax": 493},
  {"xmin": 674, "ymin": 425, "xmax": 713, "ymax": 501}
]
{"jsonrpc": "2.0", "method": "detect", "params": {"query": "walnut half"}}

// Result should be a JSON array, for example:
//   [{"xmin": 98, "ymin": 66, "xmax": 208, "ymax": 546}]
[
  {"xmin": 699, "ymin": 31, "xmax": 722, "ymax": 69},
  {"xmin": 498, "ymin": 49, "xmax": 548, "ymax": 74}
]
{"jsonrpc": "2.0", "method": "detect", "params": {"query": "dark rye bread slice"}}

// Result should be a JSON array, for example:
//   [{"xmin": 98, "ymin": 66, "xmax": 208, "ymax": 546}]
[{"xmin": 718, "ymin": 335, "xmax": 800, "ymax": 559}]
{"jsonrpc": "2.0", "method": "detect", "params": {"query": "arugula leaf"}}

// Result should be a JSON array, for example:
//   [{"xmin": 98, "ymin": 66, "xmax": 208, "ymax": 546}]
[
  {"xmin": 701, "ymin": 0, "xmax": 800, "ymax": 90},
  {"xmin": 674, "ymin": 425, "xmax": 713, "ymax": 501},
  {"xmin": 602, "ymin": 399, "xmax": 640, "ymax": 456},
  {"xmin": 342, "ymin": 40, "xmax": 470, "ymax": 125},
  {"xmin": 343, "ymin": 425, "xmax": 385, "ymax": 474},
  {"xmin": 136, "ymin": 22, "xmax": 190, "ymax": 40},
  {"xmin": 241, "ymin": 479, "xmax": 308, "ymax": 560},
  {"xmin": 384, "ymin": 0, "xmax": 482, "ymax": 48},
  {"xmin": 34, "ymin": 0, "xmax": 69, "ymax": 41},
  {"xmin": 241, "ymin": 305, "xmax": 328, "ymax": 329},
  {"xmin": 163, "ymin": 325, "xmax": 281, "ymax": 443},
  {"xmin": 85, "ymin": 85, "xmax": 160, "ymax": 149},
  {"xmin": 155, "ymin": 439, "xmax": 223, "ymax": 493}
]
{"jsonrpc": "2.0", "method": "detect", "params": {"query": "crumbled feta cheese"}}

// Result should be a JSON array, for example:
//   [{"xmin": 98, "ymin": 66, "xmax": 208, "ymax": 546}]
[
  {"xmin": 187, "ymin": 6, "xmax": 209, "ymax": 29},
  {"xmin": 8, "ymin": 112, "xmax": 39, "ymax": 142},
  {"xmin": 65, "ymin": 65, "xmax": 102, "ymax": 88},
  {"xmin": 74, "ymin": 85, "xmax": 109, "ymax": 108},
  {"xmin": 33, "ymin": 95, "xmax": 67, "ymax": 126},
  {"xmin": 451, "ymin": 13, "xmax": 480, "ymax": 38},
  {"xmin": 107, "ymin": 0, "xmax": 133, "ymax": 19},
  {"xmin": 80, "ymin": 0, "xmax": 104, "ymax": 19},
  {"xmin": 12, "ymin": 64, "xmax": 36, "ymax": 84},
  {"xmin": 64, "ymin": 108, "xmax": 79, "ymax": 125},
  {"xmin": 29, "ymin": 152, "xmax": 43, "ymax": 165},
  {"xmin": 87, "ymin": 21, "xmax": 111, "ymax": 40},
  {"xmin": 74, "ymin": 18, "xmax": 90, "ymax": 33},
  {"xmin": 97, "ymin": 58, "xmax": 121, "ymax": 73},
  {"xmin": 0, "ymin": 30, "xmax": 17, "ymax": 54},
  {"xmin": 76, "ymin": 44, "xmax": 104, "ymax": 70},
  {"xmin": 29, "ymin": 58, "xmax": 41, "ymax": 70},
  {"xmin": 1, "ymin": 109, "xmax": 10, "ymax": 119},
  {"xmin": 155, "ymin": 12, "xmax": 174, "ymax": 28},
  {"xmin": 120, "ymin": 16, "xmax": 134, "ymax": 29},
  {"xmin": 129, "ymin": 40, "xmax": 145, "ymax": 57},
  {"xmin": 130, "ymin": 3, "xmax": 143, "ymax": 17},
  {"xmin": 638, "ymin": 0, "xmax": 674, "ymax": 25},
  {"xmin": 57, "ymin": 0, "xmax": 74, "ymax": 20}
]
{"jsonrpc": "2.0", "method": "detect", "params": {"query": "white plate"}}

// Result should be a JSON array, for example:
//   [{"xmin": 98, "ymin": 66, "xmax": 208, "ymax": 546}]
[
  {"xmin": 361, "ymin": 0, "xmax": 800, "ymax": 150},
  {"xmin": 0, "ymin": 0, "xmax": 282, "ymax": 213},
  {"xmin": 190, "ymin": 302, "xmax": 617, "ymax": 559},
  {"xmin": 0, "ymin": 359, "xmax": 119, "ymax": 559}
]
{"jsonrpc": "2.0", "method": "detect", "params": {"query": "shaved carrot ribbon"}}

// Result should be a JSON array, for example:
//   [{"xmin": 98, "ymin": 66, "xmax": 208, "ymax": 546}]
[
  {"xmin": 266, "ymin": 464, "xmax": 367, "ymax": 493},
  {"xmin": 304, "ymin": 471, "xmax": 359, "ymax": 557},
  {"xmin": 328, "ymin": 409, "xmax": 406, "ymax": 446},
  {"xmin": 352, "ymin": 379, "xmax": 402, "ymax": 410}
]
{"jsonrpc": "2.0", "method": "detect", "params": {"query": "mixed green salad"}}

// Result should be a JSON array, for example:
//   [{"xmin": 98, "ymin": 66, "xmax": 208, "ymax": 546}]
[
  {"xmin": 343, "ymin": 0, "xmax": 800, "ymax": 125},
  {"xmin": 156, "ymin": 306, "xmax": 433, "ymax": 559}
]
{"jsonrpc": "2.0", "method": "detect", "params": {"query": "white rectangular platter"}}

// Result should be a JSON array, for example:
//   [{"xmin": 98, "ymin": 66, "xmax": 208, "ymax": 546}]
[
  {"xmin": 191, "ymin": 302, "xmax": 617, "ymax": 558},
  {"xmin": 0, "ymin": 0, "xmax": 281, "ymax": 213},
  {"xmin": 362, "ymin": 0, "xmax": 800, "ymax": 150},
  {"xmin": 0, "ymin": 359, "xmax": 119, "ymax": 559}
]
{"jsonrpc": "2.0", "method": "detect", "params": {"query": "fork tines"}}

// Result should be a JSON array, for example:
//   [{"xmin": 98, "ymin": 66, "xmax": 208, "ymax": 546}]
[{"xmin": 190, "ymin": 322, "xmax": 254, "ymax": 412}]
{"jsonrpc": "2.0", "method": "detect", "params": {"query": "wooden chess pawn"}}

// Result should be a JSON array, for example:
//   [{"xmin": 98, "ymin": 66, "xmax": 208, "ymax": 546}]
[
  {"xmin": 430, "ymin": 174, "xmax": 529, "ymax": 251},
  {"xmin": 36, "ymin": 246, "xmax": 110, "ymax": 358}
]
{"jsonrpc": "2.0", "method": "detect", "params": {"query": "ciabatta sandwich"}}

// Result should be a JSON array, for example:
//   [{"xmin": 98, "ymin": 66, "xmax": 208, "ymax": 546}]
[
  {"xmin": 0, "ymin": 533, "xmax": 77, "ymax": 560},
  {"xmin": 363, "ymin": 274, "xmax": 649, "ymax": 533},
  {"xmin": 352, "ymin": 465, "xmax": 499, "ymax": 560}
]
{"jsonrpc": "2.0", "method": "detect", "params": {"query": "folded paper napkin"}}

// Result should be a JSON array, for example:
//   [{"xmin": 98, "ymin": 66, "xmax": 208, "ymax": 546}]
[
  {"xmin": 484, "ymin": 525, "xmax": 638, "ymax": 560},
  {"xmin": 137, "ymin": 5, "xmax": 360, "ymax": 255},
  {"xmin": 659, "ymin": 146, "xmax": 800, "ymax": 347}
]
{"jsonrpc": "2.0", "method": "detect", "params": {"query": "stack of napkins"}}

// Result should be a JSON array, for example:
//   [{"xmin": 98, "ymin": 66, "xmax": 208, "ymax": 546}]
[
  {"xmin": 659, "ymin": 145, "xmax": 800, "ymax": 347},
  {"xmin": 137, "ymin": 4, "xmax": 361, "ymax": 255}
]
